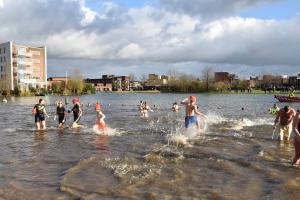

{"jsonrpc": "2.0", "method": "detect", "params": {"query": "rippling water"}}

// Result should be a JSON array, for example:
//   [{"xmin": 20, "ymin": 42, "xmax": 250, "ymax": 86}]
[{"xmin": 0, "ymin": 93, "xmax": 299, "ymax": 200}]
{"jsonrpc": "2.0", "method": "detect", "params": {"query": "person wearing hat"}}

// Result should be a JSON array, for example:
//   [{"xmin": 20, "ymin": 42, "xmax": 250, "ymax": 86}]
[
  {"xmin": 70, "ymin": 97, "xmax": 83, "ymax": 128},
  {"xmin": 181, "ymin": 96, "xmax": 207, "ymax": 130},
  {"xmin": 93, "ymin": 102, "xmax": 107, "ymax": 133},
  {"xmin": 274, "ymin": 105, "xmax": 296, "ymax": 141}
]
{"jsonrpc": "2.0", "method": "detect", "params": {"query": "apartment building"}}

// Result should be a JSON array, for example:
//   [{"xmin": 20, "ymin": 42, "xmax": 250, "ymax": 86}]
[
  {"xmin": 0, "ymin": 41, "xmax": 47, "ymax": 91},
  {"xmin": 145, "ymin": 74, "xmax": 169, "ymax": 87}
]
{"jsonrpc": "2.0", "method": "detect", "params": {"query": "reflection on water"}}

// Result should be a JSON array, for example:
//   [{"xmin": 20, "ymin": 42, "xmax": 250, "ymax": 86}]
[{"xmin": 0, "ymin": 93, "xmax": 300, "ymax": 199}]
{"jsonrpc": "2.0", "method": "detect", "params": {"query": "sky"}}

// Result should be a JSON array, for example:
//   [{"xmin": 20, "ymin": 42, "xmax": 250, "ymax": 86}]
[{"xmin": 0, "ymin": 0, "xmax": 300, "ymax": 79}]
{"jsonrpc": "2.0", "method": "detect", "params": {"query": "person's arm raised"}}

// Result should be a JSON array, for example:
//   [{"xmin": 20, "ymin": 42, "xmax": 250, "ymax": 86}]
[{"xmin": 180, "ymin": 98, "xmax": 189, "ymax": 105}]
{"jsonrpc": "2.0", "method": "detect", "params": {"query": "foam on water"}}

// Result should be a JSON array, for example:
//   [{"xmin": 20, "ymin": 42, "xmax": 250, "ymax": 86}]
[
  {"xmin": 92, "ymin": 126, "xmax": 123, "ymax": 136},
  {"xmin": 227, "ymin": 117, "xmax": 273, "ymax": 131}
]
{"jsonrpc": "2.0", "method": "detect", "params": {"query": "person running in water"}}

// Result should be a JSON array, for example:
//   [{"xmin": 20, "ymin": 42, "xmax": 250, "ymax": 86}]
[
  {"xmin": 94, "ymin": 102, "xmax": 107, "ymax": 133},
  {"xmin": 274, "ymin": 105, "xmax": 296, "ymax": 141},
  {"xmin": 32, "ymin": 98, "xmax": 49, "ymax": 130},
  {"xmin": 56, "ymin": 100, "xmax": 67, "ymax": 128},
  {"xmin": 172, "ymin": 102, "xmax": 180, "ymax": 112},
  {"xmin": 292, "ymin": 110, "xmax": 300, "ymax": 164},
  {"xmin": 181, "ymin": 96, "xmax": 207, "ymax": 130},
  {"xmin": 71, "ymin": 98, "xmax": 83, "ymax": 128},
  {"xmin": 141, "ymin": 101, "xmax": 153, "ymax": 118}
]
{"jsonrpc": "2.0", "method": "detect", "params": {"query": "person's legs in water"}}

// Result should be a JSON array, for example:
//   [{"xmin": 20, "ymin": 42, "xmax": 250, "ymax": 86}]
[
  {"xmin": 293, "ymin": 134, "xmax": 300, "ymax": 164},
  {"xmin": 58, "ymin": 114, "xmax": 65, "ymax": 128},
  {"xmin": 35, "ymin": 115, "xmax": 41, "ymax": 130},
  {"xmin": 41, "ymin": 121, "xmax": 46, "ymax": 130}
]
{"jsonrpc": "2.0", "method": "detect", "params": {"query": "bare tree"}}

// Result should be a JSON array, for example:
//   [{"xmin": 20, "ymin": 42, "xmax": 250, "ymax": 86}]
[
  {"xmin": 129, "ymin": 73, "xmax": 136, "ymax": 82},
  {"xmin": 201, "ymin": 66, "xmax": 214, "ymax": 92},
  {"xmin": 140, "ymin": 74, "xmax": 147, "ymax": 83}
]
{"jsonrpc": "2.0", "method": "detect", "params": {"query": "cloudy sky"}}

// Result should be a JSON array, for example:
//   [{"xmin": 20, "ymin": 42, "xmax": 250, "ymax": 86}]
[{"xmin": 0, "ymin": 0, "xmax": 300, "ymax": 79}]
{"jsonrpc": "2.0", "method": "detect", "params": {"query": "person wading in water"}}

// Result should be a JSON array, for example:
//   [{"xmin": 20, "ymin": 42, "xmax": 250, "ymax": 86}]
[
  {"xmin": 32, "ymin": 99, "xmax": 49, "ymax": 130},
  {"xmin": 274, "ymin": 105, "xmax": 296, "ymax": 141}
]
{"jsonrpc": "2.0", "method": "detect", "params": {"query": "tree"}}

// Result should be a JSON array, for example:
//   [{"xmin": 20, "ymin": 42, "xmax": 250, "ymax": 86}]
[
  {"xmin": 66, "ymin": 69, "xmax": 84, "ymax": 95},
  {"xmin": 201, "ymin": 66, "xmax": 214, "ymax": 92},
  {"xmin": 140, "ymin": 74, "xmax": 147, "ymax": 86}
]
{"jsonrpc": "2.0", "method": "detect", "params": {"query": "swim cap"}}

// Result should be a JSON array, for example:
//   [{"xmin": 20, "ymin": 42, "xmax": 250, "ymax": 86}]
[
  {"xmin": 72, "ymin": 98, "xmax": 79, "ymax": 103},
  {"xmin": 190, "ymin": 96, "xmax": 196, "ymax": 102},
  {"xmin": 95, "ymin": 103, "xmax": 101, "ymax": 111}
]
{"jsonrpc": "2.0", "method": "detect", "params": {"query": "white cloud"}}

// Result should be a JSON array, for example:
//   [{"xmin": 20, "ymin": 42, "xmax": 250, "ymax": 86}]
[
  {"xmin": 0, "ymin": 0, "xmax": 299, "ymax": 77},
  {"xmin": 160, "ymin": 0, "xmax": 279, "ymax": 19}
]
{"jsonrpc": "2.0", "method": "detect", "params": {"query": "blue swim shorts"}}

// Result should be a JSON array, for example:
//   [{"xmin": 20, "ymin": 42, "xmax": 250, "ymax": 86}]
[{"xmin": 185, "ymin": 116, "xmax": 197, "ymax": 128}]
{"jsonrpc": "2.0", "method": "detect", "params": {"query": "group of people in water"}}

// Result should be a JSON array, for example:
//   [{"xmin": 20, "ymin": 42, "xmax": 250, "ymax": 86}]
[
  {"xmin": 269, "ymin": 103, "xmax": 300, "ymax": 164},
  {"xmin": 31, "ymin": 95, "xmax": 300, "ymax": 165},
  {"xmin": 32, "ymin": 97, "xmax": 105, "ymax": 132}
]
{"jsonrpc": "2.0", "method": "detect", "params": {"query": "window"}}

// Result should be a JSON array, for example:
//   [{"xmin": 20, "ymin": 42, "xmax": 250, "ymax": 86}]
[
  {"xmin": 0, "ymin": 57, "xmax": 2, "ymax": 63},
  {"xmin": 0, "ymin": 48, "xmax": 1, "ymax": 54},
  {"xmin": 30, "ymin": 51, "xmax": 40, "ymax": 55},
  {"xmin": 3, "ymin": 56, "xmax": 5, "ymax": 62},
  {"xmin": 0, "ymin": 66, "xmax": 2, "ymax": 72},
  {"xmin": 3, "ymin": 48, "xmax": 5, "ymax": 54}
]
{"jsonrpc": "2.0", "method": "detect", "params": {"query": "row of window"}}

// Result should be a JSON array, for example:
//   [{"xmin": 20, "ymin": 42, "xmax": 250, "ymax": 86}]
[
  {"xmin": 0, "ymin": 56, "xmax": 6, "ymax": 63},
  {"xmin": 0, "ymin": 47, "xmax": 6, "ymax": 55}
]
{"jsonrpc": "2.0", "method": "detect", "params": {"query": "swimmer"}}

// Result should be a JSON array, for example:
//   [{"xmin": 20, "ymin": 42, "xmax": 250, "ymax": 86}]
[
  {"xmin": 181, "ymin": 96, "xmax": 207, "ymax": 130},
  {"xmin": 138, "ymin": 101, "xmax": 144, "ymax": 111},
  {"xmin": 70, "ymin": 98, "xmax": 83, "ymax": 128},
  {"xmin": 32, "ymin": 98, "xmax": 49, "ymax": 130},
  {"xmin": 56, "ymin": 100, "xmax": 67, "ymax": 128},
  {"xmin": 274, "ymin": 105, "xmax": 296, "ymax": 141},
  {"xmin": 269, "ymin": 104, "xmax": 280, "ymax": 116},
  {"xmin": 172, "ymin": 102, "xmax": 180, "ymax": 112},
  {"xmin": 94, "ymin": 102, "xmax": 107, "ymax": 134},
  {"xmin": 141, "ymin": 101, "xmax": 153, "ymax": 118}
]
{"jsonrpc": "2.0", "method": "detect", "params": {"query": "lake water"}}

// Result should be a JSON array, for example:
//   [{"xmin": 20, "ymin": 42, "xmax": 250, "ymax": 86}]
[{"xmin": 0, "ymin": 93, "xmax": 299, "ymax": 200}]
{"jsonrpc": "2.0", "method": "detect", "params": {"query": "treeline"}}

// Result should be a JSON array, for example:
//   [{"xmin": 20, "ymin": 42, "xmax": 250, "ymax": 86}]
[{"xmin": 159, "ymin": 69, "xmax": 250, "ymax": 93}]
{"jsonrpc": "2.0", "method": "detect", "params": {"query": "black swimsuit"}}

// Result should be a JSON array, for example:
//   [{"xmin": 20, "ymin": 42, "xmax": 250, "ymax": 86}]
[
  {"xmin": 57, "ymin": 106, "xmax": 66, "ymax": 123},
  {"xmin": 72, "ymin": 103, "xmax": 81, "ymax": 122},
  {"xmin": 34, "ymin": 104, "xmax": 45, "ymax": 123}
]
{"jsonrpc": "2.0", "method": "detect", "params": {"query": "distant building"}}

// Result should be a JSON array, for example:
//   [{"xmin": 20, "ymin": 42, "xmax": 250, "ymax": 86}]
[
  {"xmin": 47, "ymin": 77, "xmax": 69, "ymax": 89},
  {"xmin": 145, "ymin": 74, "xmax": 169, "ymax": 87},
  {"xmin": 85, "ymin": 75, "xmax": 130, "ymax": 91},
  {"xmin": 0, "ymin": 41, "xmax": 47, "ymax": 91},
  {"xmin": 214, "ymin": 72, "xmax": 237, "ymax": 88},
  {"xmin": 112, "ymin": 76, "xmax": 130, "ymax": 91},
  {"xmin": 249, "ymin": 76, "xmax": 260, "ymax": 88},
  {"xmin": 130, "ymin": 81, "xmax": 143, "ymax": 91},
  {"xmin": 85, "ymin": 75, "xmax": 113, "ymax": 91},
  {"xmin": 214, "ymin": 72, "xmax": 230, "ymax": 83}
]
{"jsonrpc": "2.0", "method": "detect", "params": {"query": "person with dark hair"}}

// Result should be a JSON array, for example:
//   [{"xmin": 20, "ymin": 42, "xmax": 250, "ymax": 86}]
[
  {"xmin": 32, "ymin": 98, "xmax": 49, "ymax": 130},
  {"xmin": 70, "ymin": 98, "xmax": 83, "ymax": 128},
  {"xmin": 274, "ymin": 105, "xmax": 296, "ymax": 141}
]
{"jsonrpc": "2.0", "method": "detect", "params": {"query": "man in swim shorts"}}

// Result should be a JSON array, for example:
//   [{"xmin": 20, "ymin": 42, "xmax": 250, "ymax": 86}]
[
  {"xmin": 181, "ymin": 96, "xmax": 207, "ymax": 129},
  {"xmin": 32, "ymin": 98, "xmax": 49, "ymax": 130},
  {"xmin": 274, "ymin": 105, "xmax": 296, "ymax": 141}
]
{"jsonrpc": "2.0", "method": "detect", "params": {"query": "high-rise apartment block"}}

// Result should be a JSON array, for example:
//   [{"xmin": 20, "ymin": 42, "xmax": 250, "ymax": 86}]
[{"xmin": 0, "ymin": 41, "xmax": 47, "ymax": 91}]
